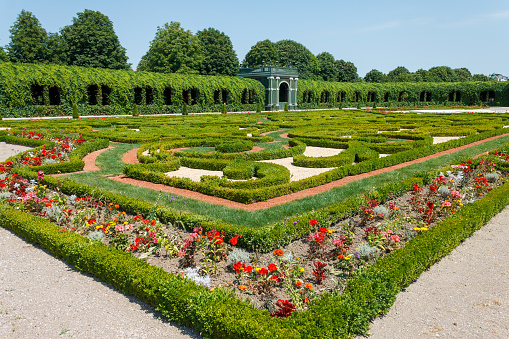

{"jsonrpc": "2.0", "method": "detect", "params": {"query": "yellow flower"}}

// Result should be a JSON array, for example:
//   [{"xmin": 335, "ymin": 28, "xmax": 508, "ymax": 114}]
[
  {"xmin": 327, "ymin": 229, "xmax": 335, "ymax": 234},
  {"xmin": 238, "ymin": 285, "xmax": 248, "ymax": 291},
  {"xmin": 124, "ymin": 221, "xmax": 128, "ymax": 225},
  {"xmin": 421, "ymin": 227, "xmax": 429, "ymax": 231},
  {"xmin": 345, "ymin": 256, "xmax": 351, "ymax": 260},
  {"xmin": 299, "ymin": 267, "xmax": 305, "ymax": 272}
]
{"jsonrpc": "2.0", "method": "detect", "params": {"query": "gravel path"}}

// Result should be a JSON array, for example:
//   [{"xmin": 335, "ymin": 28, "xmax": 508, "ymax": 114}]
[
  {"xmin": 0, "ymin": 227, "xmax": 201, "ymax": 339},
  {"xmin": 362, "ymin": 205, "xmax": 509, "ymax": 338}
]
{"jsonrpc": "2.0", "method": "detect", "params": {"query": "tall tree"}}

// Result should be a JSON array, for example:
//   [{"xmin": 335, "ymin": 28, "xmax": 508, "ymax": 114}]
[
  {"xmin": 196, "ymin": 28, "xmax": 238, "ymax": 76},
  {"xmin": 427, "ymin": 66, "xmax": 458, "ymax": 82},
  {"xmin": 137, "ymin": 21, "xmax": 203, "ymax": 74},
  {"xmin": 275, "ymin": 40, "xmax": 319, "ymax": 80},
  {"xmin": 60, "ymin": 9, "xmax": 129, "ymax": 70},
  {"xmin": 472, "ymin": 73, "xmax": 489, "ymax": 81},
  {"xmin": 7, "ymin": 10, "xmax": 49, "ymax": 64},
  {"xmin": 243, "ymin": 39, "xmax": 278, "ymax": 67},
  {"xmin": 336, "ymin": 59, "xmax": 358, "ymax": 82},
  {"xmin": 45, "ymin": 32, "xmax": 67, "ymax": 65},
  {"xmin": 364, "ymin": 69, "xmax": 386, "ymax": 83},
  {"xmin": 387, "ymin": 66, "xmax": 412, "ymax": 82},
  {"xmin": 454, "ymin": 67, "xmax": 472, "ymax": 82},
  {"xmin": 316, "ymin": 52, "xmax": 337, "ymax": 82}
]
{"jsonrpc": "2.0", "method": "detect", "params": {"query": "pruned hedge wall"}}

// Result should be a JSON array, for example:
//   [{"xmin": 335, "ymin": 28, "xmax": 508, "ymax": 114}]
[
  {"xmin": 298, "ymin": 80, "xmax": 509, "ymax": 108},
  {"xmin": 0, "ymin": 63, "xmax": 265, "ymax": 117}
]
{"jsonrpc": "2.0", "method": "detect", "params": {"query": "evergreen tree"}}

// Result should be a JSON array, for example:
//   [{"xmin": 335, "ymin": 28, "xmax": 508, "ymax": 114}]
[
  {"xmin": 196, "ymin": 28, "xmax": 238, "ymax": 76},
  {"xmin": 137, "ymin": 21, "xmax": 203, "ymax": 74},
  {"xmin": 60, "ymin": 9, "xmax": 130, "ymax": 70},
  {"xmin": 364, "ymin": 69, "xmax": 386, "ymax": 83},
  {"xmin": 7, "ymin": 10, "xmax": 49, "ymax": 64},
  {"xmin": 243, "ymin": 39, "xmax": 278, "ymax": 67},
  {"xmin": 316, "ymin": 52, "xmax": 338, "ymax": 82},
  {"xmin": 335, "ymin": 59, "xmax": 358, "ymax": 82}
]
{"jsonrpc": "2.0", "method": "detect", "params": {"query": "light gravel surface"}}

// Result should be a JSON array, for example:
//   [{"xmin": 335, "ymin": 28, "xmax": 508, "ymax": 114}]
[
  {"xmin": 361, "ymin": 205, "xmax": 509, "ymax": 339},
  {"xmin": 0, "ymin": 227, "xmax": 201, "ymax": 339}
]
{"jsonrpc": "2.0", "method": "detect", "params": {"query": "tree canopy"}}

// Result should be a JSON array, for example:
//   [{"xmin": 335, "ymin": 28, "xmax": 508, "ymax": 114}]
[
  {"xmin": 138, "ymin": 21, "xmax": 203, "ymax": 74},
  {"xmin": 243, "ymin": 39, "xmax": 278, "ymax": 67},
  {"xmin": 196, "ymin": 28, "xmax": 238, "ymax": 76},
  {"xmin": 7, "ymin": 10, "xmax": 49, "ymax": 64},
  {"xmin": 274, "ymin": 40, "xmax": 320, "ymax": 80},
  {"xmin": 364, "ymin": 69, "xmax": 386, "ymax": 83},
  {"xmin": 316, "ymin": 52, "xmax": 337, "ymax": 82},
  {"xmin": 60, "ymin": 9, "xmax": 130, "ymax": 70},
  {"xmin": 336, "ymin": 59, "xmax": 358, "ymax": 82},
  {"xmin": 0, "ymin": 47, "xmax": 8, "ymax": 62}
]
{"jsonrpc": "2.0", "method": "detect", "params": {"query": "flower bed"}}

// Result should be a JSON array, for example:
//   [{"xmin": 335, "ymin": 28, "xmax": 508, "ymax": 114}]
[{"xmin": 1, "ymin": 150, "xmax": 507, "ymax": 319}]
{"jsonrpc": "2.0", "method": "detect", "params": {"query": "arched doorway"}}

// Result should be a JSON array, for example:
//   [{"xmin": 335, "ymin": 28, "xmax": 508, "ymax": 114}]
[{"xmin": 279, "ymin": 82, "xmax": 289, "ymax": 104}]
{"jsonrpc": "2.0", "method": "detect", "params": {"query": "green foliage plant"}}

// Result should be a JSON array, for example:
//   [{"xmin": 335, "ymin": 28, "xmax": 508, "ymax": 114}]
[{"xmin": 72, "ymin": 102, "xmax": 79, "ymax": 119}]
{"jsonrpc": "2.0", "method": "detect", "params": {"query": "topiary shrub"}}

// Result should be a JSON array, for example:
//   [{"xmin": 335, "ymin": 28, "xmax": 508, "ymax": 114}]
[
  {"xmin": 133, "ymin": 104, "xmax": 139, "ymax": 116},
  {"xmin": 182, "ymin": 103, "xmax": 188, "ymax": 116},
  {"xmin": 222, "ymin": 103, "xmax": 227, "ymax": 114},
  {"xmin": 284, "ymin": 103, "xmax": 288, "ymax": 112},
  {"xmin": 72, "ymin": 103, "xmax": 79, "ymax": 119},
  {"xmin": 215, "ymin": 140, "xmax": 253, "ymax": 153},
  {"xmin": 256, "ymin": 102, "xmax": 262, "ymax": 113}
]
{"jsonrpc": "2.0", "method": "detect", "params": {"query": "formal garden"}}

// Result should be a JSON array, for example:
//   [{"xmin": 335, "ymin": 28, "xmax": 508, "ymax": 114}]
[{"xmin": 1, "ymin": 106, "xmax": 509, "ymax": 337}]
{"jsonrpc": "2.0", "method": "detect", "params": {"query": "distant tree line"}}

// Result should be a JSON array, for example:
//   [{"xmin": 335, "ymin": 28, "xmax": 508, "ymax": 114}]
[
  {"xmin": 1, "ymin": 10, "xmax": 490, "ymax": 82},
  {"xmin": 364, "ymin": 66, "xmax": 489, "ymax": 83}
]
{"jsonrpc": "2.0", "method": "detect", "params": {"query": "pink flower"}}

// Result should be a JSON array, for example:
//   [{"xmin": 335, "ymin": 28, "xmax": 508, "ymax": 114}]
[
  {"xmin": 380, "ymin": 231, "xmax": 388, "ymax": 238},
  {"xmin": 390, "ymin": 235, "xmax": 400, "ymax": 243}
]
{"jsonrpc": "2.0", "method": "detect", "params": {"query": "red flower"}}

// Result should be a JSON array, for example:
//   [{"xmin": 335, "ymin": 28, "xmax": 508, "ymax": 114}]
[
  {"xmin": 233, "ymin": 261, "xmax": 245, "ymax": 273},
  {"xmin": 268, "ymin": 263, "xmax": 277, "ymax": 272},
  {"xmin": 213, "ymin": 236, "xmax": 223, "ymax": 245},
  {"xmin": 270, "ymin": 274, "xmax": 280, "ymax": 282},
  {"xmin": 228, "ymin": 235, "xmax": 241, "ymax": 246},
  {"xmin": 309, "ymin": 219, "xmax": 318, "ymax": 226},
  {"xmin": 150, "ymin": 220, "xmax": 157, "ymax": 225},
  {"xmin": 244, "ymin": 266, "xmax": 253, "ymax": 273},
  {"xmin": 467, "ymin": 160, "xmax": 473, "ymax": 164},
  {"xmin": 319, "ymin": 227, "xmax": 328, "ymax": 234},
  {"xmin": 258, "ymin": 268, "xmax": 268, "ymax": 275}
]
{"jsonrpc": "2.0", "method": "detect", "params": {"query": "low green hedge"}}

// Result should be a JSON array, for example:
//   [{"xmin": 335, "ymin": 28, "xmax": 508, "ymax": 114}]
[
  {"xmin": 223, "ymin": 159, "xmax": 255, "ymax": 179},
  {"xmin": 124, "ymin": 128, "xmax": 509, "ymax": 203},
  {"xmin": 2, "ymin": 172, "xmax": 508, "ymax": 338},
  {"xmin": 216, "ymin": 140, "xmax": 254, "ymax": 153}
]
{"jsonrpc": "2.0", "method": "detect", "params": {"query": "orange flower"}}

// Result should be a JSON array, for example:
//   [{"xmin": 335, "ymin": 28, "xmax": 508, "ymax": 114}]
[
  {"xmin": 60, "ymin": 228, "xmax": 67, "ymax": 232},
  {"xmin": 295, "ymin": 281, "xmax": 302, "ymax": 287},
  {"xmin": 273, "ymin": 249, "xmax": 284, "ymax": 257},
  {"xmin": 338, "ymin": 254, "xmax": 344, "ymax": 259},
  {"xmin": 305, "ymin": 284, "xmax": 313, "ymax": 290},
  {"xmin": 238, "ymin": 285, "xmax": 248, "ymax": 290},
  {"xmin": 114, "ymin": 204, "xmax": 119, "ymax": 209}
]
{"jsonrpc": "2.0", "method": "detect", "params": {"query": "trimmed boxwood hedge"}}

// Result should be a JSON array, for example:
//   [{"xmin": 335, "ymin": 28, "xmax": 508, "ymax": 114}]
[
  {"xmin": 125, "ymin": 128, "xmax": 509, "ymax": 203},
  {"xmin": 2, "ymin": 169, "xmax": 509, "ymax": 338}
]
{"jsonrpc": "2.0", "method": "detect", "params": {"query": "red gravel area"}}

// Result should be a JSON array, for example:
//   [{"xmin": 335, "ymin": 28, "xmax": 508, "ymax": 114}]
[
  {"xmin": 52, "ymin": 146, "xmax": 115, "ymax": 177},
  {"xmin": 261, "ymin": 130, "xmax": 282, "ymax": 136},
  {"xmin": 122, "ymin": 148, "xmax": 140, "ymax": 164},
  {"xmin": 280, "ymin": 133, "xmax": 290, "ymax": 139},
  {"xmin": 246, "ymin": 146, "xmax": 264, "ymax": 153},
  {"xmin": 82, "ymin": 133, "xmax": 509, "ymax": 211}
]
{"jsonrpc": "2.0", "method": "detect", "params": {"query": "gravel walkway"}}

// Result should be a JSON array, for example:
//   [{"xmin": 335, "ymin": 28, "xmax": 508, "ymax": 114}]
[
  {"xmin": 362, "ymin": 205, "xmax": 509, "ymax": 338},
  {"xmin": 0, "ymin": 227, "xmax": 201, "ymax": 339}
]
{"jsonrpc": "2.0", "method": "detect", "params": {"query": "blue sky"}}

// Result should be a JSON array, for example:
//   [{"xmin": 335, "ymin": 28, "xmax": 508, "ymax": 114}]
[{"xmin": 1, "ymin": 0, "xmax": 508, "ymax": 77}]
